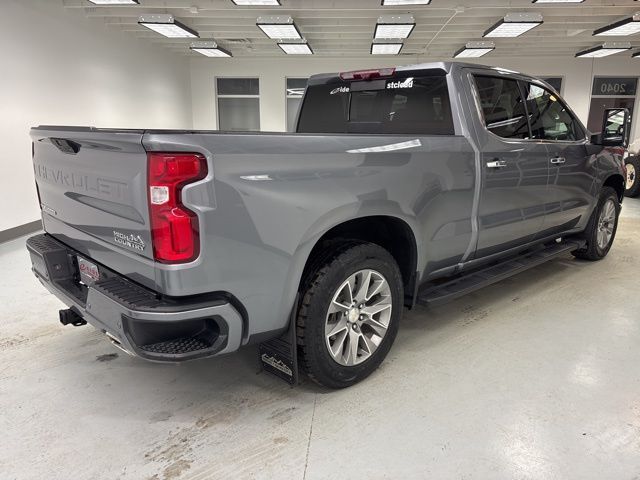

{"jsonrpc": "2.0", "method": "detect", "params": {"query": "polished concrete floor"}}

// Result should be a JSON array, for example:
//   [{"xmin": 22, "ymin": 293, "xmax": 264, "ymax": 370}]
[{"xmin": 2, "ymin": 199, "xmax": 640, "ymax": 480}]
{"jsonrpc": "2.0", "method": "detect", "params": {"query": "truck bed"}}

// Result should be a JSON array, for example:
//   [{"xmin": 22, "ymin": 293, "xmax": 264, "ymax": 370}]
[{"xmin": 31, "ymin": 125, "xmax": 476, "ymax": 342}]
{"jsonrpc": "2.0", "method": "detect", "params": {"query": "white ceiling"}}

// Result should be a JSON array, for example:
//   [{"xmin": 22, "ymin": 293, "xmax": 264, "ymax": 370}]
[{"xmin": 62, "ymin": 0, "xmax": 640, "ymax": 58}]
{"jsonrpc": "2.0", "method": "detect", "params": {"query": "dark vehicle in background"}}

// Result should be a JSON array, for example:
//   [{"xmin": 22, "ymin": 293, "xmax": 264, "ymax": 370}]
[
  {"xmin": 624, "ymin": 137, "xmax": 639, "ymax": 197},
  {"xmin": 27, "ymin": 62, "xmax": 629, "ymax": 388},
  {"xmin": 626, "ymin": 154, "xmax": 639, "ymax": 197}
]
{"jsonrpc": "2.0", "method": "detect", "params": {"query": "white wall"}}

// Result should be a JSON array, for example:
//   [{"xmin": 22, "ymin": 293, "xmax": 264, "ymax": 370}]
[
  {"xmin": 3, "ymin": 0, "xmax": 638, "ymax": 232},
  {"xmin": 0, "ymin": 1, "xmax": 193, "ymax": 232},
  {"xmin": 190, "ymin": 55, "xmax": 640, "ymax": 140}
]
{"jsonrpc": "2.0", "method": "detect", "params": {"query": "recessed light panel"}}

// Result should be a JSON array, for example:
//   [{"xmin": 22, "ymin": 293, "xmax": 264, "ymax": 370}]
[
  {"xmin": 190, "ymin": 41, "xmax": 232, "ymax": 57},
  {"xmin": 532, "ymin": 0, "xmax": 584, "ymax": 3},
  {"xmin": 576, "ymin": 43, "xmax": 631, "ymax": 57},
  {"xmin": 231, "ymin": 0, "xmax": 280, "ymax": 5},
  {"xmin": 192, "ymin": 48, "xmax": 232, "ymax": 57},
  {"xmin": 375, "ymin": 14, "xmax": 416, "ymax": 39},
  {"xmin": 454, "ymin": 41, "xmax": 495, "ymax": 58},
  {"xmin": 259, "ymin": 24, "xmax": 300, "ymax": 38},
  {"xmin": 88, "ymin": 0, "xmax": 139, "ymax": 4},
  {"xmin": 594, "ymin": 13, "xmax": 640, "ymax": 36},
  {"xmin": 454, "ymin": 48, "xmax": 495, "ymax": 58},
  {"xmin": 257, "ymin": 16, "xmax": 302, "ymax": 39},
  {"xmin": 576, "ymin": 48, "xmax": 629, "ymax": 57},
  {"xmin": 371, "ymin": 43, "xmax": 403, "ymax": 54},
  {"xmin": 278, "ymin": 43, "xmax": 313, "ymax": 54},
  {"xmin": 381, "ymin": 0, "xmax": 430, "ymax": 5},
  {"xmin": 484, "ymin": 13, "xmax": 543, "ymax": 38},
  {"xmin": 138, "ymin": 14, "xmax": 199, "ymax": 38}
]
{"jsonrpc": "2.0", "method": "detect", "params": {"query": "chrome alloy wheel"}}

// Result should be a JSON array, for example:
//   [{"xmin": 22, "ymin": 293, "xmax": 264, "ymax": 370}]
[
  {"xmin": 324, "ymin": 269, "xmax": 392, "ymax": 366},
  {"xmin": 597, "ymin": 198, "xmax": 616, "ymax": 250},
  {"xmin": 626, "ymin": 163, "xmax": 636, "ymax": 190}
]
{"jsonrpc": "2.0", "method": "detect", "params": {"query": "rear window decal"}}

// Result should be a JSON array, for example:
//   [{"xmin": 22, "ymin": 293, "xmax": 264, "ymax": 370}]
[
  {"xmin": 330, "ymin": 86, "xmax": 350, "ymax": 95},
  {"xmin": 387, "ymin": 78, "xmax": 414, "ymax": 89}
]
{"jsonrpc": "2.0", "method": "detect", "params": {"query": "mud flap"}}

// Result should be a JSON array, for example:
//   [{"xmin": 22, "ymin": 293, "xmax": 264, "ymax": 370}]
[{"xmin": 259, "ymin": 295, "xmax": 299, "ymax": 386}]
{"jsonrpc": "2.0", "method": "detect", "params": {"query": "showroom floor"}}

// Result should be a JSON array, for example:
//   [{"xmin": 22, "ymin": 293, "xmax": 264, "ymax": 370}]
[{"xmin": 1, "ymin": 199, "xmax": 639, "ymax": 480}]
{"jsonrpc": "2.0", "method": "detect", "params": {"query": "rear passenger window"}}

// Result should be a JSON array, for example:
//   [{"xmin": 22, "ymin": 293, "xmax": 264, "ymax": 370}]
[
  {"xmin": 521, "ymin": 83, "xmax": 584, "ymax": 141},
  {"xmin": 473, "ymin": 76, "xmax": 530, "ymax": 139}
]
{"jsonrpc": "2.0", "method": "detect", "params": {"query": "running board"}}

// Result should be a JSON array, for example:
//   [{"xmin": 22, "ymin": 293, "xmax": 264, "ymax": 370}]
[{"xmin": 418, "ymin": 240, "xmax": 586, "ymax": 307}]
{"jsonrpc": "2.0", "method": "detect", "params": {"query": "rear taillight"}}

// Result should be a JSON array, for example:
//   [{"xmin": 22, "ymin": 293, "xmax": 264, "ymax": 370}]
[
  {"xmin": 339, "ymin": 68, "xmax": 395, "ymax": 81},
  {"xmin": 147, "ymin": 152, "xmax": 207, "ymax": 263}
]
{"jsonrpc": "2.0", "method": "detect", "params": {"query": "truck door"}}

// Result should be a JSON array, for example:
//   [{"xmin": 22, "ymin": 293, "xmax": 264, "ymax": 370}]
[
  {"xmin": 519, "ymin": 81, "xmax": 595, "ymax": 237},
  {"xmin": 470, "ymin": 74, "xmax": 550, "ymax": 258}
]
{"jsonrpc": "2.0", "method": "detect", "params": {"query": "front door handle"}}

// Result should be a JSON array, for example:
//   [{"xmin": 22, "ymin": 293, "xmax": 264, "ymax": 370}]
[
  {"xmin": 486, "ymin": 160, "xmax": 507, "ymax": 169},
  {"xmin": 550, "ymin": 156, "xmax": 566, "ymax": 165}
]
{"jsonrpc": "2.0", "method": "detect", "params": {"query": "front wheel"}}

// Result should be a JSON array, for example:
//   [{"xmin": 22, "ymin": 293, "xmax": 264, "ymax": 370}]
[
  {"xmin": 296, "ymin": 242, "xmax": 403, "ymax": 389},
  {"xmin": 624, "ymin": 156, "xmax": 640, "ymax": 198},
  {"xmin": 572, "ymin": 186, "xmax": 621, "ymax": 261}
]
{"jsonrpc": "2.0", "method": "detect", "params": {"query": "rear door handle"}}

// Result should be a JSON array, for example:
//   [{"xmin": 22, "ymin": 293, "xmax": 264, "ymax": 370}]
[
  {"xmin": 550, "ymin": 156, "xmax": 566, "ymax": 165},
  {"xmin": 486, "ymin": 160, "xmax": 507, "ymax": 169}
]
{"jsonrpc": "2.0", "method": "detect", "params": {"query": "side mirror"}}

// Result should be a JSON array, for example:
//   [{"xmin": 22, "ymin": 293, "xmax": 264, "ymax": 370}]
[{"xmin": 597, "ymin": 108, "xmax": 630, "ymax": 147}]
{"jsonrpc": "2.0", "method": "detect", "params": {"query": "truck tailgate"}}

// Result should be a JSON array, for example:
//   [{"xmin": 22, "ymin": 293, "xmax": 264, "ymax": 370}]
[{"xmin": 30, "ymin": 127, "xmax": 156, "ymax": 288}]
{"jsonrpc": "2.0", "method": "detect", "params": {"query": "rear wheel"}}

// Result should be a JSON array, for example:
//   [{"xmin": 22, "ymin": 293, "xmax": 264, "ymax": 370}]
[
  {"xmin": 625, "ymin": 156, "xmax": 640, "ymax": 198},
  {"xmin": 296, "ymin": 242, "xmax": 403, "ymax": 388},
  {"xmin": 572, "ymin": 187, "xmax": 620, "ymax": 261}
]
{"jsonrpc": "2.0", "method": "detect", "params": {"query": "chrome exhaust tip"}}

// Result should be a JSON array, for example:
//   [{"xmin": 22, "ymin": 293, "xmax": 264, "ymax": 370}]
[{"xmin": 104, "ymin": 331, "xmax": 134, "ymax": 356}]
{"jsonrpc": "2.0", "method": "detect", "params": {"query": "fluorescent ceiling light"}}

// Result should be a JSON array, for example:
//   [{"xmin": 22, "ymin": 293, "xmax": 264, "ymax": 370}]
[
  {"xmin": 454, "ymin": 41, "xmax": 495, "ymax": 58},
  {"xmin": 532, "ymin": 0, "xmax": 584, "ymax": 3},
  {"xmin": 634, "ymin": 51, "xmax": 640, "ymax": 58},
  {"xmin": 484, "ymin": 13, "xmax": 543, "ymax": 38},
  {"xmin": 454, "ymin": 48, "xmax": 494, "ymax": 58},
  {"xmin": 257, "ymin": 16, "xmax": 302, "ymax": 39},
  {"xmin": 594, "ymin": 13, "xmax": 640, "ymax": 36},
  {"xmin": 576, "ymin": 43, "xmax": 631, "ymax": 58},
  {"xmin": 87, "ymin": 0, "xmax": 139, "ymax": 4},
  {"xmin": 375, "ymin": 14, "xmax": 415, "ymax": 39},
  {"xmin": 381, "ymin": 0, "xmax": 430, "ymax": 5},
  {"xmin": 138, "ymin": 14, "xmax": 198, "ymax": 38},
  {"xmin": 192, "ymin": 48, "xmax": 232, "ymax": 57},
  {"xmin": 231, "ymin": 0, "xmax": 280, "ymax": 4},
  {"xmin": 371, "ymin": 43, "xmax": 403, "ymax": 54},
  {"xmin": 190, "ymin": 41, "xmax": 232, "ymax": 57},
  {"xmin": 278, "ymin": 42, "xmax": 313, "ymax": 54}
]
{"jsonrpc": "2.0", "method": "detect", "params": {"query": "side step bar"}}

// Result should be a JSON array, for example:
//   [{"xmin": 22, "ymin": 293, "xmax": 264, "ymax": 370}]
[{"xmin": 418, "ymin": 239, "xmax": 586, "ymax": 307}]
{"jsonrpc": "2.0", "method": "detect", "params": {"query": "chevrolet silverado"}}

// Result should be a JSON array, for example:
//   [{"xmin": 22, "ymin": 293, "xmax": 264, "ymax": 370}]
[{"xmin": 27, "ymin": 62, "xmax": 629, "ymax": 388}]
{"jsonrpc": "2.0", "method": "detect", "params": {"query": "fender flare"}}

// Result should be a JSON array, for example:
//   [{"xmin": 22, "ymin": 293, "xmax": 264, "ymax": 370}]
[{"xmin": 273, "ymin": 203, "xmax": 422, "ymax": 329}]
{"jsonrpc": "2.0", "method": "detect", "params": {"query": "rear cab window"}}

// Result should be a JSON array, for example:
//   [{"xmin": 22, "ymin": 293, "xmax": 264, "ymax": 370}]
[{"xmin": 297, "ymin": 73, "xmax": 455, "ymax": 135}]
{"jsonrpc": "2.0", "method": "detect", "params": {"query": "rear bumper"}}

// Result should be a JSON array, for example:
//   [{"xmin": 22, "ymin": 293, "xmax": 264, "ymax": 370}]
[{"xmin": 26, "ymin": 234, "xmax": 244, "ymax": 362}]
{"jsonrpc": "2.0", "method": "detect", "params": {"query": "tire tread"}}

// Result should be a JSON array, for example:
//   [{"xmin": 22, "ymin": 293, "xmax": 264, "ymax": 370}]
[
  {"xmin": 296, "ymin": 240, "xmax": 364, "ymax": 386},
  {"xmin": 572, "ymin": 186, "xmax": 620, "ymax": 261},
  {"xmin": 296, "ymin": 241, "xmax": 402, "ymax": 388},
  {"xmin": 625, "ymin": 156, "xmax": 640, "ymax": 198}
]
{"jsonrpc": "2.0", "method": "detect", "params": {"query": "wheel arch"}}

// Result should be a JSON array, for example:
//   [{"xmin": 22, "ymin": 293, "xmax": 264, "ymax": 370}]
[
  {"xmin": 603, "ymin": 173, "xmax": 625, "ymax": 202},
  {"xmin": 298, "ymin": 215, "xmax": 420, "ymax": 306}
]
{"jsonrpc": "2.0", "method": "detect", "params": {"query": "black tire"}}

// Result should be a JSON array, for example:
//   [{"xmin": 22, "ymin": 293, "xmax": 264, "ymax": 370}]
[
  {"xmin": 624, "ymin": 156, "xmax": 640, "ymax": 198},
  {"xmin": 296, "ymin": 241, "xmax": 403, "ymax": 389},
  {"xmin": 572, "ymin": 186, "xmax": 620, "ymax": 261}
]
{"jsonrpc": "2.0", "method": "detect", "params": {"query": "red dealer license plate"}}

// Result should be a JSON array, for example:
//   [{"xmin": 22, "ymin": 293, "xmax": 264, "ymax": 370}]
[{"xmin": 77, "ymin": 257, "xmax": 100, "ymax": 285}]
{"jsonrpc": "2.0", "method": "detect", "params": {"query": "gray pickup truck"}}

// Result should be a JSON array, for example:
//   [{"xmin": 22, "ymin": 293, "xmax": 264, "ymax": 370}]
[{"xmin": 27, "ymin": 62, "xmax": 629, "ymax": 388}]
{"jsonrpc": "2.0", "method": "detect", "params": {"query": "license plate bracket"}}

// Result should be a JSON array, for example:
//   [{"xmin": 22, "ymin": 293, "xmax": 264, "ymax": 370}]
[{"xmin": 77, "ymin": 256, "xmax": 100, "ymax": 285}]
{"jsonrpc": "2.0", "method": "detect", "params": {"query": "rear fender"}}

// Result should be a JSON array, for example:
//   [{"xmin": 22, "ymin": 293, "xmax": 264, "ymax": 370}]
[{"xmin": 274, "ymin": 203, "xmax": 422, "ymax": 332}]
